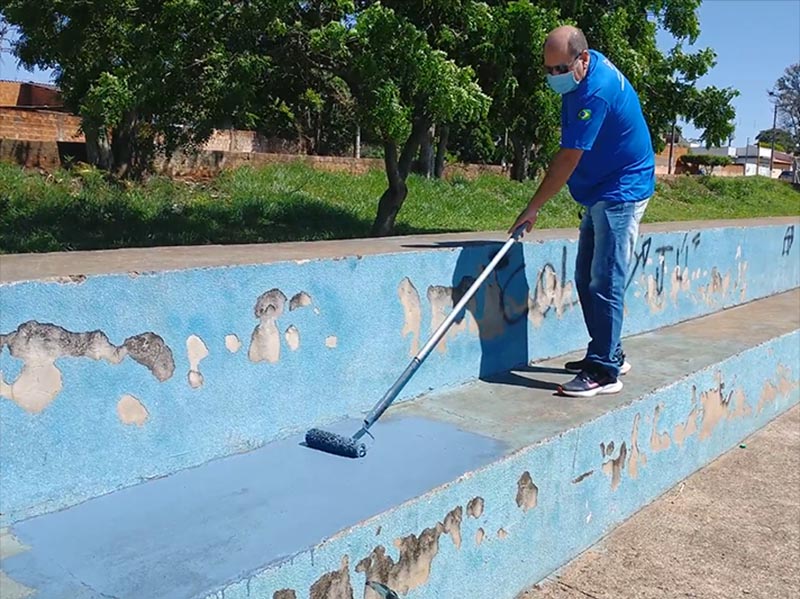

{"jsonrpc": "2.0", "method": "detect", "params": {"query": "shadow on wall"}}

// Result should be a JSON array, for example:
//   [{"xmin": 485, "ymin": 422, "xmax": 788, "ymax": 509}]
[{"xmin": 449, "ymin": 240, "xmax": 530, "ymax": 379}]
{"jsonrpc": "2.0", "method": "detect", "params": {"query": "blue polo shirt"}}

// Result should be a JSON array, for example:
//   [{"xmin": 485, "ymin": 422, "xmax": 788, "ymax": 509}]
[{"xmin": 561, "ymin": 50, "xmax": 655, "ymax": 206}]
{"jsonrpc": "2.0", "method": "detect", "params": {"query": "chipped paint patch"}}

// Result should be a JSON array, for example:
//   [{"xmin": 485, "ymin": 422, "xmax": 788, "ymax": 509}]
[
  {"xmin": 309, "ymin": 556, "xmax": 352, "ymax": 599},
  {"xmin": 699, "ymin": 374, "xmax": 735, "ymax": 440},
  {"xmin": 273, "ymin": 590, "xmax": 297, "ymax": 599},
  {"xmin": 427, "ymin": 283, "xmax": 473, "ymax": 353},
  {"xmin": 467, "ymin": 497, "xmax": 484, "ymax": 519},
  {"xmin": 475, "ymin": 528, "xmax": 485, "ymax": 545},
  {"xmin": 674, "ymin": 391, "xmax": 699, "ymax": 447},
  {"xmin": 225, "ymin": 334, "xmax": 242, "ymax": 353},
  {"xmin": 325, "ymin": 336, "xmax": 338, "ymax": 349},
  {"xmin": 249, "ymin": 289, "xmax": 287, "ymax": 363},
  {"xmin": 398, "ymin": 278, "xmax": 421, "ymax": 356},
  {"xmin": 601, "ymin": 442, "xmax": 628, "ymax": 491},
  {"xmin": 497, "ymin": 528, "xmax": 508, "ymax": 539},
  {"xmin": 289, "ymin": 292, "xmax": 313, "ymax": 311},
  {"xmin": 443, "ymin": 506, "xmax": 463, "ymax": 549},
  {"xmin": 187, "ymin": 335, "xmax": 209, "ymax": 389},
  {"xmin": 117, "ymin": 394, "xmax": 149, "ymax": 426},
  {"xmin": 516, "ymin": 472, "xmax": 538, "ymax": 511},
  {"xmin": 356, "ymin": 507, "xmax": 463, "ymax": 595},
  {"xmin": 650, "ymin": 405, "xmax": 671, "ymax": 452},
  {"xmin": 0, "ymin": 321, "xmax": 174, "ymax": 413},
  {"xmin": 285, "ymin": 326, "xmax": 300, "ymax": 351},
  {"xmin": 628, "ymin": 412, "xmax": 644, "ymax": 480}
]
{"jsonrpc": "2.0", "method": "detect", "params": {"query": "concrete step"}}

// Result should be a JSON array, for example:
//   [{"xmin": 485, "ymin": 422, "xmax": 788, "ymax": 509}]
[{"xmin": 1, "ymin": 290, "xmax": 798, "ymax": 599}]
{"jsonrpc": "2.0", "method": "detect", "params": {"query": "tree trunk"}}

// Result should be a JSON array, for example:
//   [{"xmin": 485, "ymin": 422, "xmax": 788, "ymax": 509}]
[
  {"xmin": 372, "ymin": 118, "xmax": 431, "ymax": 236},
  {"xmin": 84, "ymin": 126, "xmax": 112, "ymax": 171},
  {"xmin": 372, "ymin": 142, "xmax": 408, "ymax": 236},
  {"xmin": 416, "ymin": 124, "xmax": 435, "ymax": 177},
  {"xmin": 110, "ymin": 111, "xmax": 138, "ymax": 179},
  {"xmin": 510, "ymin": 135, "xmax": 530, "ymax": 182},
  {"xmin": 434, "ymin": 124, "xmax": 449, "ymax": 179}
]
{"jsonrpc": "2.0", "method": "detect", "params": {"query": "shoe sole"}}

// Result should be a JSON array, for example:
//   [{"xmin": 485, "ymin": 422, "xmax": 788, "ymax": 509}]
[
  {"xmin": 565, "ymin": 361, "xmax": 632, "ymax": 375},
  {"xmin": 558, "ymin": 380, "xmax": 624, "ymax": 398}
]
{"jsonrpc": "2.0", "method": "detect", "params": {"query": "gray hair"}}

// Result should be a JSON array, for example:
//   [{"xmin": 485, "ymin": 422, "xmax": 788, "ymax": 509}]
[{"xmin": 568, "ymin": 28, "xmax": 588, "ymax": 56}]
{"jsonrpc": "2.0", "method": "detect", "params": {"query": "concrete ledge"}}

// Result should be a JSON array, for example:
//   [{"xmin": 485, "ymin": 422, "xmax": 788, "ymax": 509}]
[
  {"xmin": 1, "ymin": 291, "xmax": 797, "ymax": 598},
  {"xmin": 1, "ymin": 217, "xmax": 797, "ymax": 283}
]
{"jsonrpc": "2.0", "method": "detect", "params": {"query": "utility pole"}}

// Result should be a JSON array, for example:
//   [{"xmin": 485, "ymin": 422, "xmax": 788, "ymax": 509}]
[
  {"xmin": 668, "ymin": 117, "xmax": 676, "ymax": 174},
  {"xmin": 768, "ymin": 90, "xmax": 778, "ymax": 175}
]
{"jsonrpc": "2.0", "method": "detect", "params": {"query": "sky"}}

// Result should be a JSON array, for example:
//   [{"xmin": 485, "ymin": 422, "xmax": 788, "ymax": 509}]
[{"xmin": 2, "ymin": 0, "xmax": 799, "ymax": 148}]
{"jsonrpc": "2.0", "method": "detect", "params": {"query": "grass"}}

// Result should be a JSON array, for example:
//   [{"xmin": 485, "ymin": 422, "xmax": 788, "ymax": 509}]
[{"xmin": 1, "ymin": 160, "xmax": 798, "ymax": 253}]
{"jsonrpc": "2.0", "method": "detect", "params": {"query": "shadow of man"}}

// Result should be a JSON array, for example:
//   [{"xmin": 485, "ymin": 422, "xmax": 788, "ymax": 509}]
[{"xmin": 446, "ymin": 238, "xmax": 530, "ymax": 380}]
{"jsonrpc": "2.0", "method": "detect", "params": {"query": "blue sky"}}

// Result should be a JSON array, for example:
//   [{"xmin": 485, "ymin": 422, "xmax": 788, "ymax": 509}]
[{"xmin": 2, "ymin": 0, "xmax": 799, "ymax": 147}]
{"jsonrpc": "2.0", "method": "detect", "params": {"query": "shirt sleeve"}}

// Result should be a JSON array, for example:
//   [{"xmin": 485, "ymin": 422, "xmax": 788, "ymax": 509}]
[{"xmin": 560, "ymin": 95, "xmax": 609, "ymax": 151}]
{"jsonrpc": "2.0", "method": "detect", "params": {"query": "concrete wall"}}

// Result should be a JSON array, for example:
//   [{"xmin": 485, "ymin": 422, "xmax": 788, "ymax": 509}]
[
  {"xmin": 1, "ymin": 219, "xmax": 798, "ymax": 525},
  {"xmin": 214, "ymin": 330, "xmax": 799, "ymax": 599}
]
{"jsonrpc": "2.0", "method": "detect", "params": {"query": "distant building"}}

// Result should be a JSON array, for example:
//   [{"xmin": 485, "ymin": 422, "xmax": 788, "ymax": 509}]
[{"xmin": 691, "ymin": 144, "xmax": 794, "ymax": 178}]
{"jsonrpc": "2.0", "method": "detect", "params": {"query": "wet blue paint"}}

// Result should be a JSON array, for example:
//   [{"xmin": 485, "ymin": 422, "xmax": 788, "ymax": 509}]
[{"xmin": 3, "ymin": 416, "xmax": 507, "ymax": 599}]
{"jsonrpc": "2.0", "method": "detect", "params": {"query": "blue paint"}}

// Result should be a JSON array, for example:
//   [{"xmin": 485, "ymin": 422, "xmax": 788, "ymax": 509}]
[
  {"xmin": 3, "ymin": 416, "xmax": 506, "ymax": 598},
  {"xmin": 0, "ymin": 221, "xmax": 797, "ymax": 525}
]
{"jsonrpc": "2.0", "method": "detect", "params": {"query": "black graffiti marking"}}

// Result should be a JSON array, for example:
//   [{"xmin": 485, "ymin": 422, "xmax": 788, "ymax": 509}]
[
  {"xmin": 626, "ymin": 236, "xmax": 652, "ymax": 291},
  {"xmin": 653, "ymin": 245, "xmax": 674, "ymax": 296},
  {"xmin": 783, "ymin": 225, "xmax": 794, "ymax": 256}
]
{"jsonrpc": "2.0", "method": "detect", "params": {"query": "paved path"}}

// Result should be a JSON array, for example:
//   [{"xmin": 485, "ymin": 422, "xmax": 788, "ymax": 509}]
[{"xmin": 520, "ymin": 405, "xmax": 800, "ymax": 599}]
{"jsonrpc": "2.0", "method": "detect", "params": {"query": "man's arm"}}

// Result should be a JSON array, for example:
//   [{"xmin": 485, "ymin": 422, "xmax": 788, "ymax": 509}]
[{"xmin": 509, "ymin": 148, "xmax": 582, "ymax": 234}]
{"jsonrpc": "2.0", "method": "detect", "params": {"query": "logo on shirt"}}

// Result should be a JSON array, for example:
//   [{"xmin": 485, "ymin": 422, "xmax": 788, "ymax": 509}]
[{"xmin": 578, "ymin": 108, "xmax": 592, "ymax": 121}]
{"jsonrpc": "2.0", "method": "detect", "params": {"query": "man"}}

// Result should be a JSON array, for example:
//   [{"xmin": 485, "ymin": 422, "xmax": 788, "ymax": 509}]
[{"xmin": 509, "ymin": 25, "xmax": 654, "ymax": 398}]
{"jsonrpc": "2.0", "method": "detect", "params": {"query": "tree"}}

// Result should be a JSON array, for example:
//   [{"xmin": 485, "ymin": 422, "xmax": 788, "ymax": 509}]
[
  {"xmin": 314, "ymin": 3, "xmax": 490, "ymax": 235},
  {"xmin": 772, "ymin": 63, "xmax": 800, "ymax": 153},
  {"xmin": 756, "ymin": 128, "xmax": 794, "ymax": 153},
  {"xmin": 549, "ymin": 0, "xmax": 738, "ymax": 152},
  {"xmin": 1, "ymin": 1, "xmax": 292, "ymax": 177}
]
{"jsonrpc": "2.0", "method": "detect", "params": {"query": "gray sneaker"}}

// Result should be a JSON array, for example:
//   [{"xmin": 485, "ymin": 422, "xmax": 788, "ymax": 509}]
[{"xmin": 559, "ymin": 370, "xmax": 623, "ymax": 398}]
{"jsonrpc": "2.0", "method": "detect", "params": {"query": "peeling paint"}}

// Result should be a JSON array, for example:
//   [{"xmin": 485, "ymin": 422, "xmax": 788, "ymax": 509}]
[
  {"xmin": 475, "ymin": 528, "xmax": 485, "ymax": 546},
  {"xmin": 309, "ymin": 555, "xmax": 352, "ymax": 599},
  {"xmin": 356, "ymin": 507, "xmax": 462, "ymax": 596},
  {"xmin": 497, "ymin": 528, "xmax": 508, "ymax": 539},
  {"xmin": 601, "ymin": 442, "xmax": 628, "ymax": 491},
  {"xmin": 224, "ymin": 334, "xmax": 241, "ymax": 353},
  {"xmin": 528, "ymin": 261, "xmax": 575, "ymax": 327},
  {"xmin": 273, "ymin": 590, "xmax": 297, "ymax": 599},
  {"xmin": 117, "ymin": 394, "xmax": 149, "ymax": 426},
  {"xmin": 289, "ymin": 292, "xmax": 313, "ymax": 311},
  {"xmin": 516, "ymin": 472, "xmax": 538, "ymax": 511},
  {"xmin": 0, "ymin": 321, "xmax": 174, "ymax": 413},
  {"xmin": 572, "ymin": 470, "xmax": 594, "ymax": 484},
  {"xmin": 467, "ymin": 497, "xmax": 484, "ymax": 519},
  {"xmin": 187, "ymin": 335, "xmax": 209, "ymax": 389},
  {"xmin": 398, "ymin": 278, "xmax": 421, "ymax": 356},
  {"xmin": 443, "ymin": 506, "xmax": 462, "ymax": 549},
  {"xmin": 249, "ymin": 289, "xmax": 287, "ymax": 363},
  {"xmin": 427, "ymin": 282, "xmax": 473, "ymax": 353},
  {"xmin": 650, "ymin": 405, "xmax": 671, "ymax": 452},
  {"xmin": 285, "ymin": 326, "xmax": 300, "ymax": 351},
  {"xmin": 628, "ymin": 412, "xmax": 644, "ymax": 480},
  {"xmin": 325, "ymin": 336, "xmax": 338, "ymax": 349},
  {"xmin": 673, "ymin": 391, "xmax": 698, "ymax": 447},
  {"xmin": 699, "ymin": 374, "xmax": 735, "ymax": 440}
]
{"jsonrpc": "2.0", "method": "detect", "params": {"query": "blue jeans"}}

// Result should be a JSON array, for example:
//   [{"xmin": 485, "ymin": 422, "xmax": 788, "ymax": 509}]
[{"xmin": 575, "ymin": 198, "xmax": 649, "ymax": 378}]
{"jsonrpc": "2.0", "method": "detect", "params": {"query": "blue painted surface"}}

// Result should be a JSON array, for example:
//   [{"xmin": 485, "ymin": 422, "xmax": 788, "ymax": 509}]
[
  {"xmin": 0, "ymin": 221, "xmax": 797, "ymax": 525},
  {"xmin": 3, "ymin": 417, "xmax": 506, "ymax": 598},
  {"xmin": 211, "ymin": 331, "xmax": 800, "ymax": 599}
]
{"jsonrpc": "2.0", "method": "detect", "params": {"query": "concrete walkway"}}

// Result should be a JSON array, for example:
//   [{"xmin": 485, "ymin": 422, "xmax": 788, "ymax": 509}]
[{"xmin": 520, "ymin": 404, "xmax": 800, "ymax": 599}]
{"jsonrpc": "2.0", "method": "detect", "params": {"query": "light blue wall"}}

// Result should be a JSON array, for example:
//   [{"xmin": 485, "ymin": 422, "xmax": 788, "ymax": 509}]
[{"xmin": 0, "ymin": 220, "xmax": 797, "ymax": 525}]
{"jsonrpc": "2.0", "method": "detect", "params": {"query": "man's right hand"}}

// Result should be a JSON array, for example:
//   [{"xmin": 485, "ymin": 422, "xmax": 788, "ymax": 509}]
[{"xmin": 509, "ymin": 206, "xmax": 539, "ymax": 237}]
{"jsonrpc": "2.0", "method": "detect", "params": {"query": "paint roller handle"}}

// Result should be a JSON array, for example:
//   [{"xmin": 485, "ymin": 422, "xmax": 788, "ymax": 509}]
[{"xmin": 357, "ymin": 226, "xmax": 527, "ymax": 436}]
